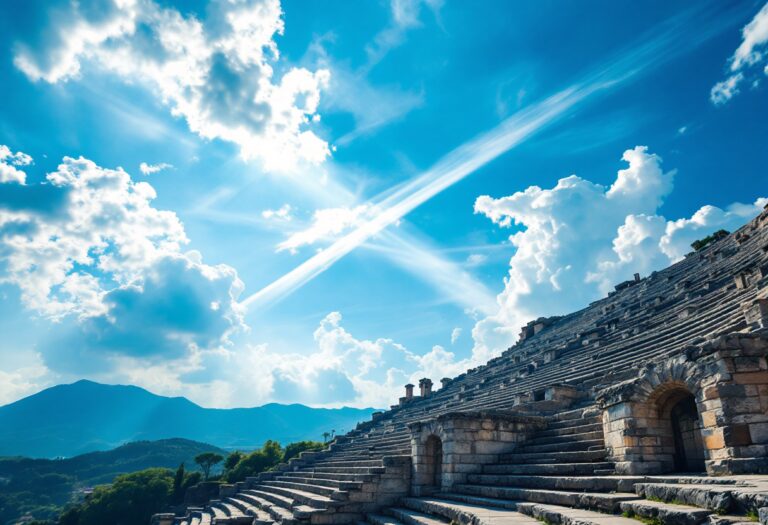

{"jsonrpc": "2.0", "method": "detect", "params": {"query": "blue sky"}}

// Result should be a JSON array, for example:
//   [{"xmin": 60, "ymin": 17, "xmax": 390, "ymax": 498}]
[{"xmin": 0, "ymin": 0, "xmax": 766, "ymax": 409}]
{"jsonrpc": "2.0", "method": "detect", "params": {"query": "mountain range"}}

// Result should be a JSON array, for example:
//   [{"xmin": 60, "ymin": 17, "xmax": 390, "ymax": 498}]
[{"xmin": 0, "ymin": 380, "xmax": 376, "ymax": 458}]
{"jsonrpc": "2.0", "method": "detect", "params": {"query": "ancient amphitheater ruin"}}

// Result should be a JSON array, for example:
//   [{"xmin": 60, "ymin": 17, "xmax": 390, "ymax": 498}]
[{"xmin": 155, "ymin": 207, "xmax": 768, "ymax": 525}]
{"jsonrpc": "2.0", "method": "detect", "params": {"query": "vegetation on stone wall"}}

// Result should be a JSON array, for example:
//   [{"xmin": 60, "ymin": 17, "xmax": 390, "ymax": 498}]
[{"xmin": 691, "ymin": 229, "xmax": 729, "ymax": 251}]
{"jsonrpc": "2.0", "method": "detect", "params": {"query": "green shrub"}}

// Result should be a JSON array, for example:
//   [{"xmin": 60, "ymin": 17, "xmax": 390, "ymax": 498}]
[
  {"xmin": 75, "ymin": 468, "xmax": 173, "ymax": 525},
  {"xmin": 283, "ymin": 441, "xmax": 324, "ymax": 462},
  {"xmin": 691, "ymin": 229, "xmax": 729, "ymax": 251},
  {"xmin": 225, "ymin": 440, "xmax": 283, "ymax": 483}
]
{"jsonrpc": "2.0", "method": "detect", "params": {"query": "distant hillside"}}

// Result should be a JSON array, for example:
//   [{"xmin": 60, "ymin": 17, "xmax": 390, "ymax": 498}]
[
  {"xmin": 0, "ymin": 380, "xmax": 376, "ymax": 458},
  {"xmin": 0, "ymin": 437, "xmax": 226, "ymax": 486},
  {"xmin": 0, "ymin": 438, "xmax": 225, "ymax": 524}
]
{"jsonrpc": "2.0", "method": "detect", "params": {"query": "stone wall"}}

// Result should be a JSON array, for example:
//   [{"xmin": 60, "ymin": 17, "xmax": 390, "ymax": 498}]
[
  {"xmin": 242, "ymin": 448, "xmax": 411, "ymax": 524},
  {"xmin": 408, "ymin": 410, "xmax": 545, "ymax": 495},
  {"xmin": 597, "ymin": 333, "xmax": 768, "ymax": 475}
]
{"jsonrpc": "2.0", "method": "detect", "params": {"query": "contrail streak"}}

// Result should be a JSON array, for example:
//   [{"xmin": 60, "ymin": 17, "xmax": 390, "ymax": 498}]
[
  {"xmin": 241, "ymin": 4, "xmax": 747, "ymax": 311},
  {"xmin": 366, "ymin": 229, "xmax": 498, "ymax": 315},
  {"xmin": 242, "ymin": 82, "xmax": 605, "ymax": 310}
]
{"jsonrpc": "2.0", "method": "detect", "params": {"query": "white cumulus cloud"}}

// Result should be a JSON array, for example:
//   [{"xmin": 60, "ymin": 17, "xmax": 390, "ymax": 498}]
[
  {"xmin": 13, "ymin": 0, "xmax": 330, "ymax": 172},
  {"xmin": 471, "ymin": 146, "xmax": 765, "ymax": 363},
  {"xmin": 0, "ymin": 145, "xmax": 33, "ymax": 184},
  {"xmin": 0, "ymin": 145, "xmax": 244, "ymax": 374},
  {"xmin": 271, "ymin": 311, "xmax": 469, "ymax": 407},
  {"xmin": 0, "ymin": 362, "xmax": 50, "ymax": 406},
  {"xmin": 710, "ymin": 2, "xmax": 768, "ymax": 104},
  {"xmin": 111, "ymin": 309, "xmax": 475, "ymax": 408}
]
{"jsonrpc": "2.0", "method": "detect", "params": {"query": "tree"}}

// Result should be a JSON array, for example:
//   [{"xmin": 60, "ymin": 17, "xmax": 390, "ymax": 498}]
[
  {"xmin": 171, "ymin": 463, "xmax": 185, "ymax": 504},
  {"xmin": 261, "ymin": 440, "xmax": 283, "ymax": 464},
  {"xmin": 283, "ymin": 441, "xmax": 324, "ymax": 462},
  {"xmin": 76, "ymin": 468, "xmax": 174, "ymax": 525},
  {"xmin": 58, "ymin": 508, "xmax": 81, "ymax": 525},
  {"xmin": 194, "ymin": 453, "xmax": 224, "ymax": 481},
  {"xmin": 224, "ymin": 441, "xmax": 284, "ymax": 483},
  {"xmin": 322, "ymin": 432, "xmax": 330, "ymax": 443},
  {"xmin": 224, "ymin": 451, "xmax": 244, "ymax": 472}
]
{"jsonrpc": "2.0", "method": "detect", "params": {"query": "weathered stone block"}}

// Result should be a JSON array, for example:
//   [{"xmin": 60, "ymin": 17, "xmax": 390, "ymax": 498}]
[
  {"xmin": 701, "ymin": 410, "xmax": 720, "ymax": 428},
  {"xmin": 150, "ymin": 514, "xmax": 175, "ymax": 525},
  {"xmin": 704, "ymin": 429, "xmax": 726, "ymax": 450},
  {"xmin": 750, "ymin": 422, "xmax": 768, "ymax": 443},
  {"xmin": 734, "ymin": 356, "xmax": 765, "ymax": 372},
  {"xmin": 376, "ymin": 478, "xmax": 409, "ymax": 492},
  {"xmin": 724, "ymin": 424, "xmax": 752, "ymax": 447},
  {"xmin": 734, "ymin": 371, "xmax": 768, "ymax": 385},
  {"xmin": 723, "ymin": 396, "xmax": 762, "ymax": 415},
  {"xmin": 707, "ymin": 447, "xmax": 732, "ymax": 460}
]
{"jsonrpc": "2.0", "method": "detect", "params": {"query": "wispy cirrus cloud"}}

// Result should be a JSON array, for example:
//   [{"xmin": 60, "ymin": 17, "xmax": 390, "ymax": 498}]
[
  {"xmin": 277, "ymin": 205, "xmax": 371, "ymax": 253},
  {"xmin": 241, "ymin": 3, "xmax": 746, "ymax": 313},
  {"xmin": 365, "ymin": 0, "xmax": 444, "ymax": 71},
  {"xmin": 139, "ymin": 162, "xmax": 173, "ymax": 175},
  {"xmin": 262, "ymin": 204, "xmax": 294, "ymax": 222},
  {"xmin": 364, "ymin": 229, "xmax": 497, "ymax": 315},
  {"xmin": 241, "ymin": 81, "xmax": 604, "ymax": 310},
  {"xmin": 711, "ymin": 2, "xmax": 768, "ymax": 104}
]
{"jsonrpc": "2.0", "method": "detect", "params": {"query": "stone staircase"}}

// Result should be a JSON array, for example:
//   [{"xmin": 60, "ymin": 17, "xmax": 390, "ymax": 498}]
[
  {"xmin": 363, "ymin": 406, "xmax": 768, "ymax": 525},
  {"xmin": 160, "ymin": 208, "xmax": 768, "ymax": 525},
  {"xmin": 168, "ymin": 429, "xmax": 413, "ymax": 525},
  {"xmin": 364, "ymin": 477, "xmax": 768, "ymax": 525},
  {"xmin": 168, "ymin": 405, "xmax": 768, "ymax": 525}
]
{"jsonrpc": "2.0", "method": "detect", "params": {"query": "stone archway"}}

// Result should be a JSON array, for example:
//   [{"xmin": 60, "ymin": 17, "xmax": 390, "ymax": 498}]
[
  {"xmin": 408, "ymin": 411, "xmax": 545, "ymax": 495},
  {"xmin": 597, "ymin": 334, "xmax": 768, "ymax": 476},
  {"xmin": 598, "ymin": 360, "xmax": 709, "ymax": 475},
  {"xmin": 424, "ymin": 435, "xmax": 443, "ymax": 490},
  {"xmin": 649, "ymin": 383, "xmax": 706, "ymax": 473}
]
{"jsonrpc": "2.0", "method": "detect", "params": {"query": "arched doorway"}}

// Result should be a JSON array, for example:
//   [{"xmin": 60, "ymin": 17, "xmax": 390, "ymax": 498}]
[
  {"xmin": 424, "ymin": 435, "xmax": 443, "ymax": 490},
  {"xmin": 656, "ymin": 388, "xmax": 706, "ymax": 473}
]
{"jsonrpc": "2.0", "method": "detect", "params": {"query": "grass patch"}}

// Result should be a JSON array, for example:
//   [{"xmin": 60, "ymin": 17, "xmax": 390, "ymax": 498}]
[
  {"xmin": 645, "ymin": 495, "xmax": 696, "ymax": 507},
  {"xmin": 622, "ymin": 513, "xmax": 663, "ymax": 525},
  {"xmin": 622, "ymin": 509, "xmax": 664, "ymax": 525}
]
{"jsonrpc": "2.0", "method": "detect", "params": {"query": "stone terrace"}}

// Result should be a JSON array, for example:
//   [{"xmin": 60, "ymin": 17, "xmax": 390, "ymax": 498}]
[{"xmin": 155, "ymin": 206, "xmax": 768, "ymax": 525}]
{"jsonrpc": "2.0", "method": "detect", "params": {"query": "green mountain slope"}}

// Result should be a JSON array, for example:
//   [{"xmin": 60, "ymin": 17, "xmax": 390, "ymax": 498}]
[
  {"xmin": 0, "ymin": 438, "xmax": 224, "ymax": 524},
  {"xmin": 0, "ymin": 438, "xmax": 227, "ymax": 486},
  {"xmin": 0, "ymin": 380, "xmax": 376, "ymax": 458}
]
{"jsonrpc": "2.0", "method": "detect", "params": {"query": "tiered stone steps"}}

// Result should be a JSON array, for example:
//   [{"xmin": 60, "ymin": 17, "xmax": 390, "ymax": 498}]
[
  {"xmin": 362, "ymin": 407, "xmax": 766, "ymax": 525},
  {"xmin": 165, "ymin": 212, "xmax": 768, "ymax": 525},
  {"xmin": 363, "ymin": 495, "xmax": 642, "ymax": 525}
]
